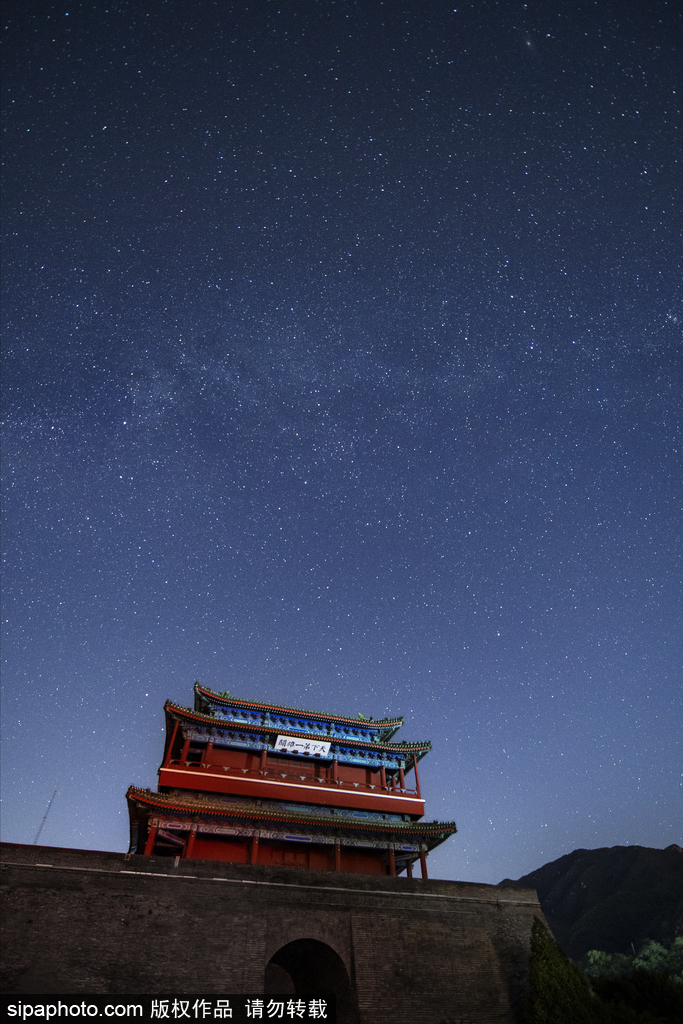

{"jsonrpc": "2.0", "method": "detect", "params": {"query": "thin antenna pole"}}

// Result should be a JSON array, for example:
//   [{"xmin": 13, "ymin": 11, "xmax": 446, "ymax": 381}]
[{"xmin": 33, "ymin": 789, "xmax": 58, "ymax": 845}]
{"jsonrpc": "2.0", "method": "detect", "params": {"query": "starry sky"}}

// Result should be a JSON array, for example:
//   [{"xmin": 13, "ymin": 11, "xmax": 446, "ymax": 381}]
[{"xmin": 1, "ymin": 0, "xmax": 681, "ymax": 885}]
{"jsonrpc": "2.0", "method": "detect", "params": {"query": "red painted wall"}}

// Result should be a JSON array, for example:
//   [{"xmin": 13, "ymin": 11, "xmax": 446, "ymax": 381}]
[
  {"xmin": 340, "ymin": 849, "xmax": 387, "ymax": 875},
  {"xmin": 188, "ymin": 837, "xmax": 248, "ymax": 863},
  {"xmin": 178, "ymin": 836, "xmax": 389, "ymax": 875}
]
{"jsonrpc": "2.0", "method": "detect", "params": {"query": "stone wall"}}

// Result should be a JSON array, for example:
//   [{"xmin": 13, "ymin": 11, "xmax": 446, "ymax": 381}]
[{"xmin": 1, "ymin": 842, "xmax": 546, "ymax": 1023}]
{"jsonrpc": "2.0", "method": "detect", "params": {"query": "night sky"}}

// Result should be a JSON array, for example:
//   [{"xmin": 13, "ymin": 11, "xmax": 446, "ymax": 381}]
[{"xmin": 2, "ymin": 0, "xmax": 681, "ymax": 885}]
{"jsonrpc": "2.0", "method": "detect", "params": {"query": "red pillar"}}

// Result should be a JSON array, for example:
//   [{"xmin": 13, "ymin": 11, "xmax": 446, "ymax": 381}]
[
  {"xmin": 180, "ymin": 735, "xmax": 191, "ymax": 762},
  {"xmin": 412, "ymin": 756, "xmax": 422, "ymax": 798},
  {"xmin": 388, "ymin": 846, "xmax": 396, "ymax": 877},
  {"xmin": 250, "ymin": 834, "xmax": 260, "ymax": 865},
  {"xmin": 260, "ymin": 748, "xmax": 267, "ymax": 773},
  {"xmin": 406, "ymin": 860, "xmax": 413, "ymax": 879},
  {"xmin": 380, "ymin": 766, "xmax": 387, "ymax": 790},
  {"xmin": 419, "ymin": 850, "xmax": 428, "ymax": 879},
  {"xmin": 203, "ymin": 739, "xmax": 214, "ymax": 768},
  {"xmin": 332, "ymin": 759, "xmax": 338, "ymax": 783},
  {"xmin": 185, "ymin": 824, "xmax": 198, "ymax": 860},
  {"xmin": 334, "ymin": 840, "xmax": 341, "ymax": 872},
  {"xmin": 144, "ymin": 822, "xmax": 158, "ymax": 856},
  {"xmin": 399, "ymin": 766, "xmax": 405, "ymax": 790},
  {"xmin": 164, "ymin": 720, "xmax": 179, "ymax": 767}
]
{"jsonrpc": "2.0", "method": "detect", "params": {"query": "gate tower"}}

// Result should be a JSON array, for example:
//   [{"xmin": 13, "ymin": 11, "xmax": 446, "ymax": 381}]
[{"xmin": 127, "ymin": 682, "xmax": 456, "ymax": 877}]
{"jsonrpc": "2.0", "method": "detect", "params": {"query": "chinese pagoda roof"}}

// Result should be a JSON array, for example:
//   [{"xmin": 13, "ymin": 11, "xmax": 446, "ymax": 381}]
[
  {"xmin": 193, "ymin": 684, "xmax": 403, "ymax": 740},
  {"xmin": 166, "ymin": 700, "xmax": 432, "ymax": 758},
  {"xmin": 126, "ymin": 786, "xmax": 457, "ymax": 841}
]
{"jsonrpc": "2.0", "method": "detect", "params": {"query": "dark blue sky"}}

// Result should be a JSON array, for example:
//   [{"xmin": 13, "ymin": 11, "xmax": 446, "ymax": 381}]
[{"xmin": 1, "ymin": 0, "xmax": 681, "ymax": 884}]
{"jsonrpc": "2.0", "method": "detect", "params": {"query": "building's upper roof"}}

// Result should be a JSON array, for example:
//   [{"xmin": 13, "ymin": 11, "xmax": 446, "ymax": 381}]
[
  {"xmin": 193, "ymin": 683, "xmax": 403, "ymax": 742},
  {"xmin": 166, "ymin": 700, "xmax": 432, "ymax": 768}
]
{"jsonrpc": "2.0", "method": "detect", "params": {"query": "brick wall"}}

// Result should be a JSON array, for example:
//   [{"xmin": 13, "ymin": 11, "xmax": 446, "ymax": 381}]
[{"xmin": 1, "ymin": 842, "xmax": 545, "ymax": 1023}]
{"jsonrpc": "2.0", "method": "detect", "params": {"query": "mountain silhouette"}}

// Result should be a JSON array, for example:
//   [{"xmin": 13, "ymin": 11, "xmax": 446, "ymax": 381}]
[{"xmin": 499, "ymin": 844, "xmax": 683, "ymax": 960}]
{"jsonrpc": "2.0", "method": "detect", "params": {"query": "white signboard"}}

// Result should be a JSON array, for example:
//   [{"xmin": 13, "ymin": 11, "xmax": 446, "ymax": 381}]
[{"xmin": 275, "ymin": 735, "xmax": 331, "ymax": 758}]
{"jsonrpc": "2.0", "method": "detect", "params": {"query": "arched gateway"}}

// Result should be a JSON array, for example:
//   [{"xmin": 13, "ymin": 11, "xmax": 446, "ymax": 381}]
[{"xmin": 265, "ymin": 940, "xmax": 358, "ymax": 1023}]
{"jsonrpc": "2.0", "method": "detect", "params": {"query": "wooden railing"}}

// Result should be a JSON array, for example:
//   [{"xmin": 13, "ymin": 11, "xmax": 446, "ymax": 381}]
[{"xmin": 166, "ymin": 759, "xmax": 419, "ymax": 796}]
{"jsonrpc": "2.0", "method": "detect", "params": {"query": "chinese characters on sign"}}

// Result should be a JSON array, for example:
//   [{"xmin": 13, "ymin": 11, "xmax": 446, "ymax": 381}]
[{"xmin": 274, "ymin": 736, "xmax": 331, "ymax": 758}]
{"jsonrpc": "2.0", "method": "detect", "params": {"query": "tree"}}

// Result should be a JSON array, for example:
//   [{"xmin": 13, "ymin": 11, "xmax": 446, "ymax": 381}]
[
  {"xmin": 580, "ymin": 936, "xmax": 683, "ymax": 983},
  {"xmin": 580, "ymin": 949, "xmax": 632, "ymax": 980},
  {"xmin": 525, "ymin": 917, "xmax": 608, "ymax": 1023}
]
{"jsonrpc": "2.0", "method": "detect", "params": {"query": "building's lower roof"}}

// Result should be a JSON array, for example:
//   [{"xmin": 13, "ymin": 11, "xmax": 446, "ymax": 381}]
[{"xmin": 126, "ymin": 786, "xmax": 456, "ymax": 842}]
